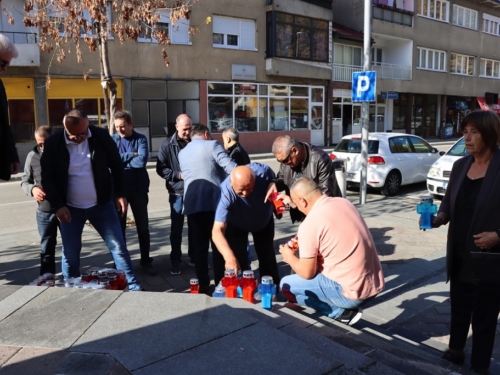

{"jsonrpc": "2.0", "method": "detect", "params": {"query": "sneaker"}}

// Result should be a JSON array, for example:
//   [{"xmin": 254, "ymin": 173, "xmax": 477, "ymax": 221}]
[
  {"xmin": 170, "ymin": 262, "xmax": 181, "ymax": 275},
  {"xmin": 128, "ymin": 283, "xmax": 145, "ymax": 291},
  {"xmin": 336, "ymin": 308, "xmax": 363, "ymax": 326},
  {"xmin": 141, "ymin": 264, "xmax": 157, "ymax": 276}
]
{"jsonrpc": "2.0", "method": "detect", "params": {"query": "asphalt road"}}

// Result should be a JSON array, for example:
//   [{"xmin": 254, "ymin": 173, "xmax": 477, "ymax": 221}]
[{"xmin": 0, "ymin": 154, "xmax": 439, "ymax": 236}]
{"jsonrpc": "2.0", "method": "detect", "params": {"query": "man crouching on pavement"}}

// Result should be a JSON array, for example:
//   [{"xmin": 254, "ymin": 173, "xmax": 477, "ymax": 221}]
[{"xmin": 279, "ymin": 178, "xmax": 384, "ymax": 325}]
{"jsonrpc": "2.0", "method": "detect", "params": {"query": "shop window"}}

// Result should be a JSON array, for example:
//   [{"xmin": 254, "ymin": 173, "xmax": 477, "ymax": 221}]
[
  {"xmin": 266, "ymin": 11, "xmax": 329, "ymax": 63},
  {"xmin": 290, "ymin": 98, "xmax": 308, "ymax": 129},
  {"xmin": 132, "ymin": 80, "xmax": 167, "ymax": 99},
  {"xmin": 270, "ymin": 98, "xmax": 289, "ymax": 131},
  {"xmin": 8, "ymin": 99, "xmax": 35, "ymax": 142},
  {"xmin": 234, "ymin": 96, "xmax": 258, "ymax": 132},
  {"xmin": 208, "ymin": 96, "xmax": 233, "ymax": 133}
]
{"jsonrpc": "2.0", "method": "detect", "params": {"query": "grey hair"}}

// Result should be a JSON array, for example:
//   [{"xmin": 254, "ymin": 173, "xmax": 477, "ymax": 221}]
[
  {"xmin": 222, "ymin": 127, "xmax": 239, "ymax": 142},
  {"xmin": 0, "ymin": 35, "xmax": 18, "ymax": 58},
  {"xmin": 272, "ymin": 135, "xmax": 297, "ymax": 155},
  {"xmin": 34, "ymin": 125, "xmax": 52, "ymax": 138}
]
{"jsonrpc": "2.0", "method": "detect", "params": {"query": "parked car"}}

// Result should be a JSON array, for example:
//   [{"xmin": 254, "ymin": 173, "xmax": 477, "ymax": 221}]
[
  {"xmin": 330, "ymin": 133, "xmax": 443, "ymax": 196},
  {"xmin": 426, "ymin": 137, "xmax": 467, "ymax": 198}
]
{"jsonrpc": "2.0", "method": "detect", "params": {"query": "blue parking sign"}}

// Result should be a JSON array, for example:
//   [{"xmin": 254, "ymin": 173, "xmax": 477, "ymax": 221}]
[{"xmin": 352, "ymin": 71, "xmax": 376, "ymax": 102}]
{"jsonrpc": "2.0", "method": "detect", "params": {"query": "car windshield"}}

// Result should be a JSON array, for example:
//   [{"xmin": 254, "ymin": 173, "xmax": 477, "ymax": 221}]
[
  {"xmin": 334, "ymin": 139, "xmax": 379, "ymax": 154},
  {"xmin": 446, "ymin": 138, "xmax": 468, "ymax": 157}
]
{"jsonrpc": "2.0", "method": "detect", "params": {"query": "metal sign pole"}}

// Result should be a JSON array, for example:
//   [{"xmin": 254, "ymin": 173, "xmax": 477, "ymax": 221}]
[{"xmin": 360, "ymin": 0, "xmax": 372, "ymax": 205}]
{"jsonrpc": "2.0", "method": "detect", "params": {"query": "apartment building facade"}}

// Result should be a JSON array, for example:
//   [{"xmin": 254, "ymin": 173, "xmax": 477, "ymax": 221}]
[
  {"xmin": 1, "ymin": 0, "xmax": 336, "ymax": 155},
  {"xmin": 331, "ymin": 0, "xmax": 500, "ymax": 144}
]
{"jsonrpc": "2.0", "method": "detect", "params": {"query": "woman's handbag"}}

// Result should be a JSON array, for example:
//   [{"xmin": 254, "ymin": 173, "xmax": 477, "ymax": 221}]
[{"xmin": 470, "ymin": 251, "xmax": 500, "ymax": 283}]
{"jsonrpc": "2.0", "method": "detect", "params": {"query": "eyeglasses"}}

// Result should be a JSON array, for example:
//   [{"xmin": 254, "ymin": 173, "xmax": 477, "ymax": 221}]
[
  {"xmin": 0, "ymin": 59, "xmax": 10, "ymax": 68},
  {"xmin": 277, "ymin": 148, "xmax": 293, "ymax": 164}
]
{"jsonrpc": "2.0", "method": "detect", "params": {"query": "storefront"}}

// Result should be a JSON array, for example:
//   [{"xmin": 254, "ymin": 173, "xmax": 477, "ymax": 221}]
[
  {"xmin": 207, "ymin": 82, "xmax": 325, "ymax": 147},
  {"xmin": 3, "ymin": 77, "xmax": 36, "ymax": 143}
]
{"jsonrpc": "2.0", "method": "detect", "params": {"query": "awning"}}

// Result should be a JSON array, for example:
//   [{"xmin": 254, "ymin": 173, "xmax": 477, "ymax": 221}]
[
  {"xmin": 332, "ymin": 23, "xmax": 364, "ymax": 42},
  {"xmin": 477, "ymin": 97, "xmax": 500, "ymax": 114}
]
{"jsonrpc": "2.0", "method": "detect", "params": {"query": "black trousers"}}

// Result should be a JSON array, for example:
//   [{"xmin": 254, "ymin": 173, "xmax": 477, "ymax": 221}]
[
  {"xmin": 187, "ymin": 211, "xmax": 217, "ymax": 287},
  {"xmin": 213, "ymin": 216, "xmax": 280, "ymax": 287},
  {"xmin": 449, "ymin": 277, "xmax": 500, "ymax": 369},
  {"xmin": 119, "ymin": 191, "xmax": 152, "ymax": 266}
]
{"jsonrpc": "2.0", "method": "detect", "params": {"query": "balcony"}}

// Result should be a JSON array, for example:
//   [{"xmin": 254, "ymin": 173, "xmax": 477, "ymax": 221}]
[
  {"xmin": 2, "ymin": 32, "xmax": 40, "ymax": 67},
  {"xmin": 332, "ymin": 64, "xmax": 363, "ymax": 82},
  {"xmin": 373, "ymin": 62, "xmax": 412, "ymax": 80}
]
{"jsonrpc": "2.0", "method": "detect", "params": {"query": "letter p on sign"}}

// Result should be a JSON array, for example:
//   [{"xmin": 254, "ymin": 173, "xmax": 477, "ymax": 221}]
[{"xmin": 352, "ymin": 71, "xmax": 376, "ymax": 103}]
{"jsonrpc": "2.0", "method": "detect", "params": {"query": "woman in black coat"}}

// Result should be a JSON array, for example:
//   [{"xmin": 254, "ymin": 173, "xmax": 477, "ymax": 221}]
[{"xmin": 433, "ymin": 110, "xmax": 500, "ymax": 375}]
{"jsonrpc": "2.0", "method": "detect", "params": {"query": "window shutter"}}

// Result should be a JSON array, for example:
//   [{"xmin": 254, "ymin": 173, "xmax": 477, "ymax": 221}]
[
  {"xmin": 171, "ymin": 18, "xmax": 190, "ymax": 44},
  {"xmin": 239, "ymin": 20, "xmax": 255, "ymax": 50},
  {"xmin": 213, "ymin": 16, "xmax": 240, "ymax": 34}
]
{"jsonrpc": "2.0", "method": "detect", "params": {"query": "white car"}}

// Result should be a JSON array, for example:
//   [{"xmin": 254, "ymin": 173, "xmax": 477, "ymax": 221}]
[
  {"xmin": 427, "ymin": 137, "xmax": 467, "ymax": 198},
  {"xmin": 330, "ymin": 133, "xmax": 443, "ymax": 196}
]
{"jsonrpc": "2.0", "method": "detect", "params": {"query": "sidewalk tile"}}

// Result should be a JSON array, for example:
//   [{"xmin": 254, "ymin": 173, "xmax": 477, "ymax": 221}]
[
  {"xmin": 0, "ymin": 345, "xmax": 21, "ymax": 366},
  {"xmin": 1, "ymin": 347, "xmax": 66, "ymax": 375}
]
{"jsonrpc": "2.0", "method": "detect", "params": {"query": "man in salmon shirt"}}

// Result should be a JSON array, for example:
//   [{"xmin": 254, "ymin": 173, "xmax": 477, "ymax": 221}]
[{"xmin": 279, "ymin": 177, "xmax": 384, "ymax": 325}]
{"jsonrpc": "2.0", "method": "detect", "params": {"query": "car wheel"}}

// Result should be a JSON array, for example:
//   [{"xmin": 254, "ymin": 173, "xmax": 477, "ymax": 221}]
[{"xmin": 381, "ymin": 170, "xmax": 401, "ymax": 197}]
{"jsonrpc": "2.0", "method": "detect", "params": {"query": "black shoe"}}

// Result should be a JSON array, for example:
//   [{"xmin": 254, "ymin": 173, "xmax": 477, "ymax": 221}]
[
  {"xmin": 170, "ymin": 261, "xmax": 181, "ymax": 275},
  {"xmin": 335, "ymin": 308, "xmax": 363, "ymax": 326},
  {"xmin": 442, "ymin": 350, "xmax": 465, "ymax": 365},
  {"xmin": 141, "ymin": 263, "xmax": 157, "ymax": 276}
]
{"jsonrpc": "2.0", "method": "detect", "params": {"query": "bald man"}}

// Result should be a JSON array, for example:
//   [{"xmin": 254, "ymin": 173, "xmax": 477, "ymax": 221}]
[
  {"xmin": 212, "ymin": 163, "xmax": 280, "ymax": 287},
  {"xmin": 279, "ymin": 178, "xmax": 384, "ymax": 325}
]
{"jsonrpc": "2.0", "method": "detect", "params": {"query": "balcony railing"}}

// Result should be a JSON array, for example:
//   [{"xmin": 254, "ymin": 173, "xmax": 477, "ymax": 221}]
[
  {"xmin": 332, "ymin": 63, "xmax": 412, "ymax": 82},
  {"xmin": 373, "ymin": 63, "xmax": 412, "ymax": 80},
  {"xmin": 1, "ymin": 32, "xmax": 37, "ymax": 44},
  {"xmin": 332, "ymin": 64, "xmax": 363, "ymax": 82}
]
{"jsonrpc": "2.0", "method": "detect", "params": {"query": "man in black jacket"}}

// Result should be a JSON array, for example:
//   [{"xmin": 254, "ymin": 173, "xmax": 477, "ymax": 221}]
[
  {"xmin": 222, "ymin": 127, "xmax": 250, "ymax": 166},
  {"xmin": 21, "ymin": 126, "xmax": 59, "ymax": 275},
  {"xmin": 156, "ymin": 113, "xmax": 192, "ymax": 275},
  {"xmin": 0, "ymin": 34, "xmax": 19, "ymax": 181},
  {"xmin": 268, "ymin": 135, "xmax": 341, "ymax": 223},
  {"xmin": 41, "ymin": 109, "xmax": 142, "ymax": 291}
]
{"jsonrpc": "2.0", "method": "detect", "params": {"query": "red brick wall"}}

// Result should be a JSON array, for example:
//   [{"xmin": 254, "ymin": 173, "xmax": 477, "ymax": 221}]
[{"xmin": 211, "ymin": 130, "xmax": 311, "ymax": 153}]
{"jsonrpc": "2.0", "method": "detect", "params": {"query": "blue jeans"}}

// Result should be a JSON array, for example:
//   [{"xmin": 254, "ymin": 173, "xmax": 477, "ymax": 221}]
[
  {"xmin": 59, "ymin": 201, "xmax": 141, "ymax": 290},
  {"xmin": 119, "ymin": 191, "xmax": 152, "ymax": 266},
  {"xmin": 36, "ymin": 210, "xmax": 59, "ymax": 275},
  {"xmin": 169, "ymin": 194, "xmax": 192, "ymax": 263},
  {"xmin": 280, "ymin": 273, "xmax": 363, "ymax": 319}
]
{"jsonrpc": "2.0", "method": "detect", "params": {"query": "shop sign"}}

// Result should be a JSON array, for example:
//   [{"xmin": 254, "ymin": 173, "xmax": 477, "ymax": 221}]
[
  {"xmin": 381, "ymin": 91, "xmax": 398, "ymax": 100},
  {"xmin": 232, "ymin": 64, "xmax": 257, "ymax": 80}
]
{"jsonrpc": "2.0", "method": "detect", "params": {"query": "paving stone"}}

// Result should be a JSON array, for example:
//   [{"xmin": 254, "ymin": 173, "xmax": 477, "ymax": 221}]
[
  {"xmin": 71, "ymin": 292, "xmax": 260, "ymax": 371},
  {"xmin": 1, "ymin": 347, "xmax": 66, "ymax": 375},
  {"xmin": 0, "ymin": 345, "xmax": 21, "ymax": 366},
  {"xmin": 0, "ymin": 288, "xmax": 120, "ymax": 349},
  {"xmin": 53, "ymin": 352, "xmax": 116, "ymax": 375},
  {"xmin": 109, "ymin": 361, "xmax": 131, "ymax": 375},
  {"xmin": 134, "ymin": 322, "xmax": 340, "ymax": 375},
  {"xmin": 0, "ymin": 286, "xmax": 21, "ymax": 303},
  {"xmin": 0, "ymin": 285, "xmax": 47, "ymax": 322},
  {"xmin": 434, "ymin": 305, "xmax": 451, "ymax": 314}
]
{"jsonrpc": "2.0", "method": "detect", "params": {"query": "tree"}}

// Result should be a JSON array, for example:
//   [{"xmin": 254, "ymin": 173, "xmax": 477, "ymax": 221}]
[{"xmin": 18, "ymin": 0, "xmax": 198, "ymax": 134}]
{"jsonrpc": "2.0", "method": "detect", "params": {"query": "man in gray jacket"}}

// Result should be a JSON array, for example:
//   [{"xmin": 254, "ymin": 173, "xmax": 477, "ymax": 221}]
[
  {"xmin": 21, "ymin": 126, "xmax": 59, "ymax": 275},
  {"xmin": 179, "ymin": 124, "xmax": 236, "ymax": 294}
]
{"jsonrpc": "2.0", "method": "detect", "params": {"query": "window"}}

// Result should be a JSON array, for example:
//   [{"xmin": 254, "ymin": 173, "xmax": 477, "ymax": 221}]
[
  {"xmin": 408, "ymin": 136, "xmax": 433, "ymax": 153},
  {"xmin": 417, "ymin": 47, "xmax": 446, "ymax": 71},
  {"xmin": 417, "ymin": 0, "xmax": 449, "ymax": 22},
  {"xmin": 138, "ymin": 11, "xmax": 190, "ymax": 44},
  {"xmin": 452, "ymin": 5, "xmax": 477, "ymax": 30},
  {"xmin": 334, "ymin": 44, "xmax": 362, "ymax": 66},
  {"xmin": 208, "ymin": 82, "xmax": 323, "ymax": 132},
  {"xmin": 371, "ymin": 47, "xmax": 382, "ymax": 66},
  {"xmin": 450, "ymin": 53, "xmax": 475, "ymax": 76},
  {"xmin": 48, "ymin": 5, "xmax": 113, "ymax": 37},
  {"xmin": 213, "ymin": 16, "xmax": 256, "ymax": 50},
  {"xmin": 266, "ymin": 12, "xmax": 329, "ymax": 62},
  {"xmin": 373, "ymin": 5, "xmax": 413, "ymax": 26},
  {"xmin": 483, "ymin": 13, "xmax": 500, "ymax": 36},
  {"xmin": 480, "ymin": 58, "xmax": 500, "ymax": 79}
]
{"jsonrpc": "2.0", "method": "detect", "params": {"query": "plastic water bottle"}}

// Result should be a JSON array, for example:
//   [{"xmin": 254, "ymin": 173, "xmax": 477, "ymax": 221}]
[
  {"xmin": 258, "ymin": 276, "xmax": 276, "ymax": 311},
  {"xmin": 417, "ymin": 195, "xmax": 437, "ymax": 230}
]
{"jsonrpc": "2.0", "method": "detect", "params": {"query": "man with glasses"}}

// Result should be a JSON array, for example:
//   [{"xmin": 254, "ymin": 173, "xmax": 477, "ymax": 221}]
[
  {"xmin": 267, "ymin": 135, "xmax": 341, "ymax": 223},
  {"xmin": 0, "ymin": 34, "xmax": 19, "ymax": 181},
  {"xmin": 21, "ymin": 126, "xmax": 60, "ymax": 275},
  {"xmin": 41, "ymin": 109, "xmax": 143, "ymax": 291}
]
